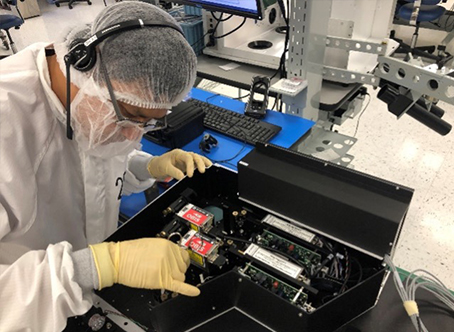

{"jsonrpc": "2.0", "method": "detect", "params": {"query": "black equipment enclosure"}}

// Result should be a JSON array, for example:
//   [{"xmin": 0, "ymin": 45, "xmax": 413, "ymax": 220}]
[
  {"xmin": 238, "ymin": 144, "xmax": 414, "ymax": 259},
  {"xmin": 145, "ymin": 102, "xmax": 205, "ymax": 149},
  {"xmin": 90, "ymin": 144, "xmax": 413, "ymax": 332}
]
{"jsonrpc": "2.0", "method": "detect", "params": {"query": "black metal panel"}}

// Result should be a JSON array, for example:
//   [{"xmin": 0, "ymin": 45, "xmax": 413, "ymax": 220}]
[
  {"xmin": 308, "ymin": 268, "xmax": 386, "ymax": 331},
  {"xmin": 151, "ymin": 270, "xmax": 307, "ymax": 332},
  {"xmin": 190, "ymin": 309, "xmax": 272, "ymax": 332},
  {"xmin": 234, "ymin": 273, "xmax": 309, "ymax": 332},
  {"xmin": 150, "ymin": 271, "xmax": 239, "ymax": 332},
  {"xmin": 238, "ymin": 144, "xmax": 414, "ymax": 258},
  {"xmin": 149, "ymin": 268, "xmax": 387, "ymax": 332}
]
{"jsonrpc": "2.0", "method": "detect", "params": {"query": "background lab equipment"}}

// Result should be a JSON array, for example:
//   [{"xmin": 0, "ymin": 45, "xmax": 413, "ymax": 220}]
[
  {"xmin": 0, "ymin": 0, "xmax": 24, "ymax": 55},
  {"xmin": 192, "ymin": 0, "xmax": 454, "ymax": 140},
  {"xmin": 393, "ymin": 0, "xmax": 448, "ymax": 62}
]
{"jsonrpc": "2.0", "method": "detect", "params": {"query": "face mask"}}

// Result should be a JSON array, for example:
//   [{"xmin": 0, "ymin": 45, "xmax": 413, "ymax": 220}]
[{"xmin": 70, "ymin": 78, "xmax": 144, "ymax": 158}]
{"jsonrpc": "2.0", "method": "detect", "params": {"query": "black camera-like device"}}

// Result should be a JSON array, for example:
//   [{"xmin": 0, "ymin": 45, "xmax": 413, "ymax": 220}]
[{"xmin": 245, "ymin": 76, "xmax": 271, "ymax": 119}]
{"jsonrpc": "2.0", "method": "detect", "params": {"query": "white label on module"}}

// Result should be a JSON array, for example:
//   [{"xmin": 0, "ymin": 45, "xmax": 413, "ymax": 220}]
[
  {"xmin": 244, "ymin": 244, "xmax": 303, "ymax": 279},
  {"xmin": 262, "ymin": 214, "xmax": 315, "ymax": 243}
]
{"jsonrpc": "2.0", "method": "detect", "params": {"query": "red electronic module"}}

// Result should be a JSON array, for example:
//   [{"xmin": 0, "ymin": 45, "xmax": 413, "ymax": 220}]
[{"xmin": 177, "ymin": 203, "xmax": 214, "ymax": 232}]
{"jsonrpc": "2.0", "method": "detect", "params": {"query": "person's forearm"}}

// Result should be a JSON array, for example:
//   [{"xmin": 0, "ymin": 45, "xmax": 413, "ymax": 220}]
[
  {"xmin": 0, "ymin": 242, "xmax": 93, "ymax": 331},
  {"xmin": 71, "ymin": 248, "xmax": 99, "ymax": 291}
]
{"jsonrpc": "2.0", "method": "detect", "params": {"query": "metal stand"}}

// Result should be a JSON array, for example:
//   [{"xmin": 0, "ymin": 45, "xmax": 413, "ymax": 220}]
[
  {"xmin": 296, "ymin": 127, "xmax": 357, "ymax": 166},
  {"xmin": 4, "ymin": 29, "xmax": 16, "ymax": 53}
]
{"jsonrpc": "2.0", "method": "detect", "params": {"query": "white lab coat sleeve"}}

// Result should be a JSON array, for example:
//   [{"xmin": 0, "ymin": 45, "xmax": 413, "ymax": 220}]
[
  {"xmin": 0, "ymin": 241, "xmax": 93, "ymax": 332},
  {"xmin": 123, "ymin": 149, "xmax": 156, "ymax": 196},
  {"xmin": 0, "ymin": 203, "xmax": 11, "ymax": 247}
]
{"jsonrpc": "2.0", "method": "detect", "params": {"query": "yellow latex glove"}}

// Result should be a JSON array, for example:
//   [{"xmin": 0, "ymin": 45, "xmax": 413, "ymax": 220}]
[
  {"xmin": 147, "ymin": 149, "xmax": 212, "ymax": 180},
  {"xmin": 89, "ymin": 238, "xmax": 200, "ymax": 296}
]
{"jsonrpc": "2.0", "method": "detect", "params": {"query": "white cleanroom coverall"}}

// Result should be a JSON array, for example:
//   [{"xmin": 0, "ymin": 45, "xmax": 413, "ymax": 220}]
[{"xmin": 0, "ymin": 43, "xmax": 154, "ymax": 331}]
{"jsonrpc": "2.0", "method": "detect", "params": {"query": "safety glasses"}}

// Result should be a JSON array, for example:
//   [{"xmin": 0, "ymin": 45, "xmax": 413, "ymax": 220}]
[{"xmin": 99, "ymin": 52, "xmax": 168, "ymax": 132}]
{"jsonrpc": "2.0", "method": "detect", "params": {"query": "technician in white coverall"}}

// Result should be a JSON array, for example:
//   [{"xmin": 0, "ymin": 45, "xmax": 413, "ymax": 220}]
[{"xmin": 0, "ymin": 1, "xmax": 211, "ymax": 330}]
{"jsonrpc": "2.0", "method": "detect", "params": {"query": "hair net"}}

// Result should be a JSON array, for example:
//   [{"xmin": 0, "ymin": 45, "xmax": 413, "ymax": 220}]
[{"xmin": 55, "ymin": 0, "xmax": 197, "ymax": 110}]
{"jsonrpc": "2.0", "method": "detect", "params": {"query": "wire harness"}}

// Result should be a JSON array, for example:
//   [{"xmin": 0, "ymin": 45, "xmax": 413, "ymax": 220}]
[{"xmin": 384, "ymin": 255, "xmax": 454, "ymax": 332}]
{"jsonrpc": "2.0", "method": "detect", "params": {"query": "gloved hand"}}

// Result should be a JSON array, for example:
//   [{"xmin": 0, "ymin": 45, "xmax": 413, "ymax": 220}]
[
  {"xmin": 147, "ymin": 149, "xmax": 212, "ymax": 180},
  {"xmin": 89, "ymin": 238, "xmax": 200, "ymax": 296}
]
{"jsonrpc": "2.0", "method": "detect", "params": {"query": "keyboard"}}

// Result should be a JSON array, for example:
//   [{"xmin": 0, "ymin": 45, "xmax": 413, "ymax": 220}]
[{"xmin": 192, "ymin": 100, "xmax": 282, "ymax": 145}]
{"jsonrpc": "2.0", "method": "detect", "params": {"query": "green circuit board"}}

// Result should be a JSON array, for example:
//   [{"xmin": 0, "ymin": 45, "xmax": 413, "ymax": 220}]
[
  {"xmin": 257, "ymin": 230, "xmax": 321, "ymax": 269},
  {"xmin": 242, "ymin": 265, "xmax": 308, "ymax": 307}
]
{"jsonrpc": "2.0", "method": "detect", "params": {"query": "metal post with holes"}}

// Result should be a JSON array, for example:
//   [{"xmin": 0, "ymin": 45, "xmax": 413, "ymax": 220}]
[
  {"xmin": 285, "ymin": 0, "xmax": 361, "ymax": 167},
  {"xmin": 283, "ymin": 0, "xmax": 332, "ymax": 121}
]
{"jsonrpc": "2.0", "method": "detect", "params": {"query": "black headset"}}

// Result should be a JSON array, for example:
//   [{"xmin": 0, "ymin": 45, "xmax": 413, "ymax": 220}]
[
  {"xmin": 63, "ymin": 19, "xmax": 185, "ymax": 139},
  {"xmin": 65, "ymin": 19, "xmax": 184, "ymax": 72},
  {"xmin": 199, "ymin": 134, "xmax": 218, "ymax": 153}
]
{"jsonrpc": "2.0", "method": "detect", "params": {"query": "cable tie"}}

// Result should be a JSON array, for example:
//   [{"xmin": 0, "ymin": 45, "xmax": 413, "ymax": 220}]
[{"xmin": 403, "ymin": 300, "xmax": 419, "ymax": 316}]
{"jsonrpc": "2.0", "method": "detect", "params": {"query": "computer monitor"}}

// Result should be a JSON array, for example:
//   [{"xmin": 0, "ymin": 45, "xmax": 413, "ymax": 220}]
[{"xmin": 179, "ymin": 0, "xmax": 263, "ymax": 20}]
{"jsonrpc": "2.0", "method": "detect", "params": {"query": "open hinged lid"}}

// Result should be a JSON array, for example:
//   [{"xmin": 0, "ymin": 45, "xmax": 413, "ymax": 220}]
[{"xmin": 237, "ymin": 144, "xmax": 414, "ymax": 259}]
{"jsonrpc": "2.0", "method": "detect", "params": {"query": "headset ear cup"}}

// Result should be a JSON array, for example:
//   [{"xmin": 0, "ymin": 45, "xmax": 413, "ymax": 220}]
[
  {"xmin": 79, "ymin": 47, "xmax": 96, "ymax": 72},
  {"xmin": 68, "ymin": 39, "xmax": 97, "ymax": 72}
]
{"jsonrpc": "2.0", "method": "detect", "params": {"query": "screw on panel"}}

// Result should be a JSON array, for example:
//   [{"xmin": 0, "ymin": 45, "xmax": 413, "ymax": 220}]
[
  {"xmin": 106, "ymin": 323, "xmax": 112, "ymax": 329},
  {"xmin": 238, "ymin": 278, "xmax": 243, "ymax": 282},
  {"xmin": 298, "ymin": 313, "xmax": 303, "ymax": 317}
]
